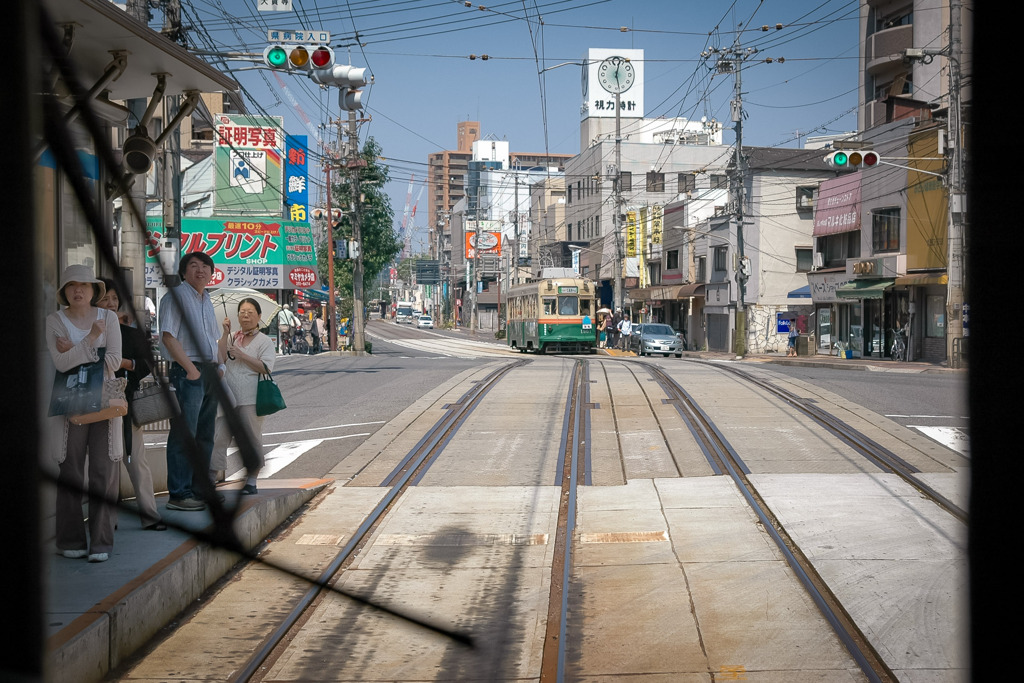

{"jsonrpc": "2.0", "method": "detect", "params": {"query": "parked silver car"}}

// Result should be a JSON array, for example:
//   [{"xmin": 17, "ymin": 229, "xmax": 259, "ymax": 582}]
[{"xmin": 631, "ymin": 323, "xmax": 683, "ymax": 357}]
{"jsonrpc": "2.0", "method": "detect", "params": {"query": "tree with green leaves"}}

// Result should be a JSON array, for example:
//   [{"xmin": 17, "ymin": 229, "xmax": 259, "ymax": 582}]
[{"xmin": 317, "ymin": 136, "xmax": 402, "ymax": 319}]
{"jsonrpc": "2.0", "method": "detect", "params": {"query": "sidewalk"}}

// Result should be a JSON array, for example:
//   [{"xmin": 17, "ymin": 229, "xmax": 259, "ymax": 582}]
[{"xmin": 45, "ymin": 478, "xmax": 331, "ymax": 683}]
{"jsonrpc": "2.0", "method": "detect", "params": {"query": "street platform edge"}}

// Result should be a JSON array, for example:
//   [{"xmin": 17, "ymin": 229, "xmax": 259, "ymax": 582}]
[{"xmin": 46, "ymin": 478, "xmax": 332, "ymax": 683}]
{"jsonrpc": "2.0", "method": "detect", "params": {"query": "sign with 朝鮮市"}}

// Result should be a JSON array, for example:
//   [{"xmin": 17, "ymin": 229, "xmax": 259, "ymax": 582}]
[
  {"xmin": 284, "ymin": 135, "xmax": 309, "ymax": 223},
  {"xmin": 144, "ymin": 216, "xmax": 320, "ymax": 290}
]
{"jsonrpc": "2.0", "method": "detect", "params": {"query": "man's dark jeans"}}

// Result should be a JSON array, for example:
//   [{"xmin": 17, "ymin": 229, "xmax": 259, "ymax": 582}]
[{"xmin": 166, "ymin": 363, "xmax": 219, "ymax": 500}]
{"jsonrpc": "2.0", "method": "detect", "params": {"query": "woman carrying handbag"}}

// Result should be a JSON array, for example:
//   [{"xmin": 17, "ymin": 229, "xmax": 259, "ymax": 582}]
[
  {"xmin": 213, "ymin": 298, "xmax": 277, "ymax": 495},
  {"xmin": 98, "ymin": 277, "xmax": 166, "ymax": 531},
  {"xmin": 47, "ymin": 265, "xmax": 124, "ymax": 563}
]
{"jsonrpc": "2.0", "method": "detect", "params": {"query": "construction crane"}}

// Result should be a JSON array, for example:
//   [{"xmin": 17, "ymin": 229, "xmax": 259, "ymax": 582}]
[{"xmin": 398, "ymin": 174, "xmax": 424, "ymax": 258}]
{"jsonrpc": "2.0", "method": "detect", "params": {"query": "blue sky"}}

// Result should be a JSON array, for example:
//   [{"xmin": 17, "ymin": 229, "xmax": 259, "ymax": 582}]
[{"xmin": 180, "ymin": 0, "xmax": 862, "ymax": 250}]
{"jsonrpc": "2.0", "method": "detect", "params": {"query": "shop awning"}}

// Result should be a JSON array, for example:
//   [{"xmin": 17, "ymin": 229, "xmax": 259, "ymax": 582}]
[
  {"xmin": 631, "ymin": 283, "xmax": 706, "ymax": 301},
  {"xmin": 788, "ymin": 285, "xmax": 811, "ymax": 298},
  {"xmin": 894, "ymin": 273, "xmax": 948, "ymax": 286},
  {"xmin": 835, "ymin": 278, "xmax": 895, "ymax": 299}
]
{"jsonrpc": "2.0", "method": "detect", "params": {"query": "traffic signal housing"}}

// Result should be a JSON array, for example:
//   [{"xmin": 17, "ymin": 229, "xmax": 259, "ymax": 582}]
[
  {"xmin": 263, "ymin": 44, "xmax": 334, "ymax": 73},
  {"xmin": 310, "ymin": 64, "xmax": 369, "ymax": 110},
  {"xmin": 824, "ymin": 149, "xmax": 881, "ymax": 170}
]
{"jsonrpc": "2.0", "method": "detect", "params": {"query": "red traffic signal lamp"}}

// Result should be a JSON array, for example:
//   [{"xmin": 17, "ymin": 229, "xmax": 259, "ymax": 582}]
[{"xmin": 825, "ymin": 149, "xmax": 881, "ymax": 170}]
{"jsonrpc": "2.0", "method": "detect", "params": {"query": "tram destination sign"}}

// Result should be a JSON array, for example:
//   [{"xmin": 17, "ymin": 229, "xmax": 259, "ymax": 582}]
[{"xmin": 558, "ymin": 286, "xmax": 579, "ymax": 294}]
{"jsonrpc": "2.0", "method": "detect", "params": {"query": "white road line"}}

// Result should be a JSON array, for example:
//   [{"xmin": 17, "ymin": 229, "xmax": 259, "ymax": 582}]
[
  {"xmin": 225, "ymin": 432, "xmax": 370, "ymax": 481},
  {"xmin": 885, "ymin": 414, "xmax": 970, "ymax": 419},
  {"xmin": 909, "ymin": 426, "xmax": 970, "ymax": 457}
]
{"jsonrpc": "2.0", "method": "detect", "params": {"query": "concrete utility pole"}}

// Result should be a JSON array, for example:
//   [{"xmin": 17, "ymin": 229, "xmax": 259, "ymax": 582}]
[
  {"xmin": 613, "ymin": 89, "xmax": 624, "ymax": 313},
  {"xmin": 706, "ymin": 38, "xmax": 756, "ymax": 357},
  {"xmin": 945, "ymin": 0, "xmax": 966, "ymax": 361},
  {"xmin": 347, "ymin": 110, "xmax": 366, "ymax": 355}
]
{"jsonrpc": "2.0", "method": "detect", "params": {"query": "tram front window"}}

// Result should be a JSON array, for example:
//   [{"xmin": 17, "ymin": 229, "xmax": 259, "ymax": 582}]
[
  {"xmin": 558, "ymin": 296, "xmax": 578, "ymax": 316},
  {"xmin": 543, "ymin": 297, "xmax": 557, "ymax": 315}
]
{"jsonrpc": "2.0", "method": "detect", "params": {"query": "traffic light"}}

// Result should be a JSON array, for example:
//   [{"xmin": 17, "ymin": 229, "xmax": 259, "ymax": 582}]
[
  {"xmin": 310, "ymin": 64, "xmax": 369, "ymax": 110},
  {"xmin": 263, "ymin": 44, "xmax": 334, "ymax": 72},
  {"xmin": 348, "ymin": 240, "xmax": 361, "ymax": 258},
  {"xmin": 824, "ymin": 150, "xmax": 881, "ymax": 170}
]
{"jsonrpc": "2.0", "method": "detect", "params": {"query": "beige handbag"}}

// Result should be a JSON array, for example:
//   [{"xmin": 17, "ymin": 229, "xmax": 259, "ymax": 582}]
[{"xmin": 69, "ymin": 377, "xmax": 128, "ymax": 425}]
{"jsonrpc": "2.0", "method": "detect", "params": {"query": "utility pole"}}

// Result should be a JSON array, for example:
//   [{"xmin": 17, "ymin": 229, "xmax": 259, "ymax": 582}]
[
  {"xmin": 347, "ymin": 110, "xmax": 366, "ymax": 355},
  {"xmin": 945, "ymin": 0, "xmax": 966, "ymax": 361},
  {"xmin": 705, "ymin": 37, "xmax": 756, "ymax": 357},
  {"xmin": 325, "ymin": 162, "xmax": 337, "ymax": 351},
  {"xmin": 613, "ymin": 89, "xmax": 624, "ymax": 313}
]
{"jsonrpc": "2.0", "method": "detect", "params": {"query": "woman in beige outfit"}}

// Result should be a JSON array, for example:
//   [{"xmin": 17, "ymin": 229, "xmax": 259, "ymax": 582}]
[
  {"xmin": 213, "ymin": 298, "xmax": 276, "ymax": 495},
  {"xmin": 47, "ymin": 265, "xmax": 123, "ymax": 563}
]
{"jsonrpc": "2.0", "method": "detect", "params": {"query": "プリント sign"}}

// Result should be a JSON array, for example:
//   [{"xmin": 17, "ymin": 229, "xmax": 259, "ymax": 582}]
[{"xmin": 145, "ymin": 217, "xmax": 320, "ymax": 290}]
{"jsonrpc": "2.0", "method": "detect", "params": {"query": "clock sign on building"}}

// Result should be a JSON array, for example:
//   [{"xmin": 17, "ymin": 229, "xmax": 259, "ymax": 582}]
[{"xmin": 582, "ymin": 47, "xmax": 644, "ymax": 120}]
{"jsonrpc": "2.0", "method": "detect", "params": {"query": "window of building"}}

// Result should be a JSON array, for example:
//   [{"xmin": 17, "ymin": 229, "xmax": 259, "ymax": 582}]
[
  {"xmin": 620, "ymin": 171, "xmax": 632, "ymax": 192},
  {"xmin": 926, "ymin": 294, "xmax": 944, "ymax": 337},
  {"xmin": 697, "ymin": 256, "xmax": 706, "ymax": 282},
  {"xmin": 819, "ymin": 231, "xmax": 861, "ymax": 268},
  {"xmin": 595, "ymin": 215, "xmax": 600, "ymax": 235},
  {"xmin": 646, "ymin": 171, "xmax": 665, "ymax": 193},
  {"xmin": 877, "ymin": 6, "xmax": 913, "ymax": 31},
  {"xmin": 667, "ymin": 249, "xmax": 679, "ymax": 270},
  {"xmin": 874, "ymin": 73, "xmax": 913, "ymax": 100},
  {"xmin": 711, "ymin": 174, "xmax": 728, "ymax": 190},
  {"xmin": 796, "ymin": 186, "xmax": 815, "ymax": 212},
  {"xmin": 871, "ymin": 208, "xmax": 900, "ymax": 252},
  {"xmin": 567, "ymin": 185, "xmax": 572, "ymax": 203},
  {"xmin": 713, "ymin": 246, "xmax": 728, "ymax": 272},
  {"xmin": 795, "ymin": 247, "xmax": 813, "ymax": 272},
  {"xmin": 678, "ymin": 173, "xmax": 696, "ymax": 194},
  {"xmin": 567, "ymin": 222, "xmax": 572, "ymax": 241}
]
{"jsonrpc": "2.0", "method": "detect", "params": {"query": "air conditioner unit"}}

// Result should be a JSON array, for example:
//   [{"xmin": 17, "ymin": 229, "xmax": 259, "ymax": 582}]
[{"xmin": 812, "ymin": 252, "xmax": 824, "ymax": 269}]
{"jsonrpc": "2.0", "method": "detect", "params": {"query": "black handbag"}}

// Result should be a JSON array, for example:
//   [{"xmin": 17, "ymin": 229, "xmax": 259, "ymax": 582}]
[
  {"xmin": 130, "ymin": 383, "xmax": 180, "ymax": 426},
  {"xmin": 49, "ymin": 349, "xmax": 107, "ymax": 417}
]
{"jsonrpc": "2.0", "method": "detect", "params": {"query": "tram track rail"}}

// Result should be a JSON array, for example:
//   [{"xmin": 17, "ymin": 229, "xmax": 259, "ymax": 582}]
[
  {"xmin": 641, "ymin": 362, "xmax": 897, "ymax": 683},
  {"xmin": 541, "ymin": 359, "xmax": 590, "ymax": 683},
  {"xmin": 700, "ymin": 361, "xmax": 967, "ymax": 524},
  {"xmin": 234, "ymin": 360, "xmax": 529, "ymax": 682}
]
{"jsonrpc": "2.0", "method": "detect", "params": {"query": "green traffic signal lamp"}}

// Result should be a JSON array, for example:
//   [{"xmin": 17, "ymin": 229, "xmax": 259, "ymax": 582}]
[
  {"xmin": 833, "ymin": 151, "xmax": 849, "ymax": 167},
  {"xmin": 264, "ymin": 45, "xmax": 288, "ymax": 69}
]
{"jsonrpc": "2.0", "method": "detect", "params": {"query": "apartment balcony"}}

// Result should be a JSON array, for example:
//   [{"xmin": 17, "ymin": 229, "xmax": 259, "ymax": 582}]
[{"xmin": 865, "ymin": 24, "xmax": 912, "ymax": 74}]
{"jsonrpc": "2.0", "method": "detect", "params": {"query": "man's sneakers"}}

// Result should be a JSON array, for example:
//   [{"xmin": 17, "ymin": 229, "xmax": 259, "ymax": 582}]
[
  {"xmin": 166, "ymin": 497, "xmax": 206, "ymax": 511},
  {"xmin": 88, "ymin": 553, "xmax": 109, "ymax": 563}
]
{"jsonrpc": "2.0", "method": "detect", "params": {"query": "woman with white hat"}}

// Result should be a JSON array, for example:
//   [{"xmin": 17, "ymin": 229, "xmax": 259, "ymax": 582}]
[{"xmin": 46, "ymin": 265, "xmax": 123, "ymax": 563}]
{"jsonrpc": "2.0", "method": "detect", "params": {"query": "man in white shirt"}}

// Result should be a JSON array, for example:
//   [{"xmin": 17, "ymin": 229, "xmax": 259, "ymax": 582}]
[
  {"xmin": 159, "ymin": 252, "xmax": 222, "ymax": 511},
  {"xmin": 618, "ymin": 315, "xmax": 633, "ymax": 351},
  {"xmin": 277, "ymin": 304, "xmax": 300, "ymax": 354}
]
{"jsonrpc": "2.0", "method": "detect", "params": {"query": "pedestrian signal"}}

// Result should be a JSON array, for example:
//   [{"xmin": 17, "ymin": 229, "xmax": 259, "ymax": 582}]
[{"xmin": 825, "ymin": 150, "xmax": 881, "ymax": 170}]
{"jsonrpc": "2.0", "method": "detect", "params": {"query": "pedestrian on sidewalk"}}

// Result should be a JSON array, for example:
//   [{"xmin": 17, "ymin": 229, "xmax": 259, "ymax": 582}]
[
  {"xmin": 310, "ymin": 313, "xmax": 325, "ymax": 354},
  {"xmin": 98, "ymin": 277, "xmax": 165, "ymax": 531},
  {"xmin": 47, "ymin": 265, "xmax": 124, "ymax": 562},
  {"xmin": 787, "ymin": 323, "xmax": 800, "ymax": 356},
  {"xmin": 618, "ymin": 314, "xmax": 633, "ymax": 351},
  {"xmin": 214, "ymin": 298, "xmax": 276, "ymax": 496},
  {"xmin": 159, "ymin": 252, "xmax": 222, "ymax": 512}
]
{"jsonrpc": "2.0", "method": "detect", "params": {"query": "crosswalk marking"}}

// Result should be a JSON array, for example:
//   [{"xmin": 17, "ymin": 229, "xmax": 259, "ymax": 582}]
[{"xmin": 910, "ymin": 426, "xmax": 970, "ymax": 457}]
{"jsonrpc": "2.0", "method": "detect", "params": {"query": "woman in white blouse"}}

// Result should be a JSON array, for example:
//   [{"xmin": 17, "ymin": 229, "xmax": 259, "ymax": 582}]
[
  {"xmin": 213, "ymin": 298, "xmax": 276, "ymax": 495},
  {"xmin": 46, "ymin": 265, "xmax": 123, "ymax": 563}
]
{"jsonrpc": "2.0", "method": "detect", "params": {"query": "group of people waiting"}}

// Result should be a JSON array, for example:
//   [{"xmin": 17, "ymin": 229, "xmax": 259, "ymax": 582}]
[
  {"xmin": 46, "ymin": 253, "xmax": 275, "ymax": 563},
  {"xmin": 597, "ymin": 309, "xmax": 634, "ymax": 351}
]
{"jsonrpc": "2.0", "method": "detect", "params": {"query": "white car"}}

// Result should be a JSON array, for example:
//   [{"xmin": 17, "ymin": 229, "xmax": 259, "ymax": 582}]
[{"xmin": 417, "ymin": 315, "xmax": 434, "ymax": 329}]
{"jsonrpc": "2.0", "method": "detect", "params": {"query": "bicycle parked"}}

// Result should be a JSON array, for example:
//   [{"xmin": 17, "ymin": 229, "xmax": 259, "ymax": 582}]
[{"xmin": 890, "ymin": 327, "xmax": 906, "ymax": 362}]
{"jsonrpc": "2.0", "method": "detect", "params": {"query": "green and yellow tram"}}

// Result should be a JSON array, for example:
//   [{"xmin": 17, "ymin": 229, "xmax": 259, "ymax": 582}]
[{"xmin": 506, "ymin": 276, "xmax": 597, "ymax": 354}]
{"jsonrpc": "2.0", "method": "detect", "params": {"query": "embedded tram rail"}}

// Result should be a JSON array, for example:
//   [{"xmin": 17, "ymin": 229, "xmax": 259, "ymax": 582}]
[{"xmin": 114, "ymin": 355, "xmax": 966, "ymax": 682}]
